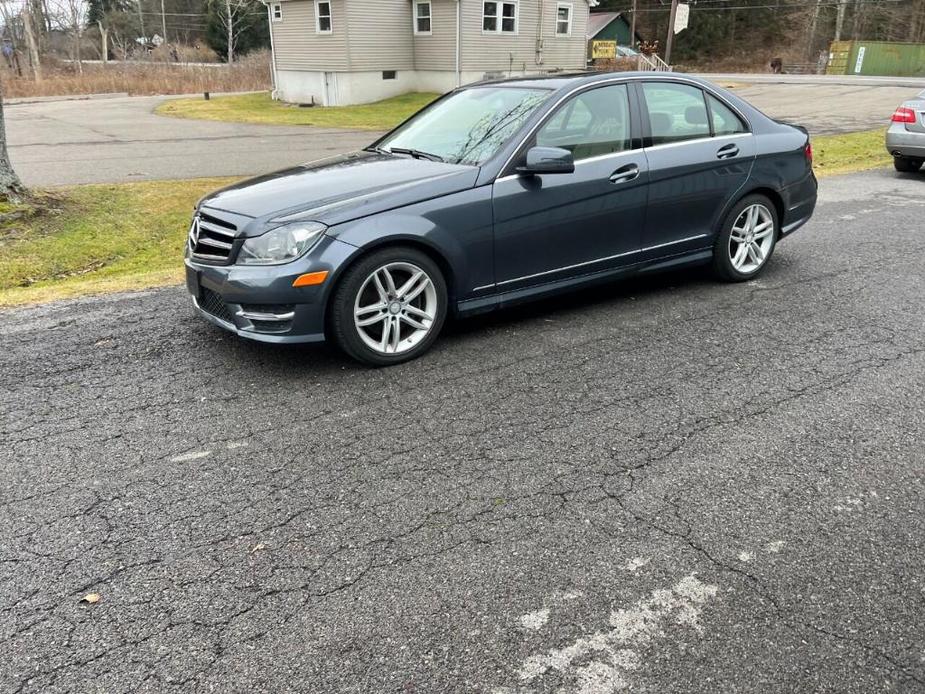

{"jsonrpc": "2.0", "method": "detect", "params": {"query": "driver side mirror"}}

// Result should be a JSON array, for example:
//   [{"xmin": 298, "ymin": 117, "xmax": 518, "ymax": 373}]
[{"xmin": 516, "ymin": 146, "xmax": 575, "ymax": 175}]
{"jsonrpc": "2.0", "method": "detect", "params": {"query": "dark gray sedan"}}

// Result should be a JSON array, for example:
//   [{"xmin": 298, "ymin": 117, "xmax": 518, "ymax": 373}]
[
  {"xmin": 887, "ymin": 90, "xmax": 925, "ymax": 172},
  {"xmin": 185, "ymin": 73, "xmax": 817, "ymax": 366}
]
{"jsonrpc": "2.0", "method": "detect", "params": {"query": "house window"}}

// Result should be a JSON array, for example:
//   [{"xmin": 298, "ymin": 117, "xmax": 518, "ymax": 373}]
[
  {"xmin": 383, "ymin": 70, "xmax": 397, "ymax": 80},
  {"xmin": 556, "ymin": 3, "xmax": 572, "ymax": 36},
  {"xmin": 271, "ymin": 3, "xmax": 282, "ymax": 21},
  {"xmin": 315, "ymin": 0, "xmax": 332, "ymax": 33},
  {"xmin": 483, "ymin": 1, "xmax": 517, "ymax": 34},
  {"xmin": 414, "ymin": 1, "xmax": 432, "ymax": 35}
]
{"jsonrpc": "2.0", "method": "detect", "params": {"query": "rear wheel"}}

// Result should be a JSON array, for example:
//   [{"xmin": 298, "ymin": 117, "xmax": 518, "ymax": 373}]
[
  {"xmin": 330, "ymin": 247, "xmax": 447, "ymax": 367},
  {"xmin": 711, "ymin": 195, "xmax": 778, "ymax": 282},
  {"xmin": 894, "ymin": 155, "xmax": 923, "ymax": 173}
]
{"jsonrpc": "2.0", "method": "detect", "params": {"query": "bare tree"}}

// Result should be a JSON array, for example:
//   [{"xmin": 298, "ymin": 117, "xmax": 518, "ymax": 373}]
[
  {"xmin": 21, "ymin": 8, "xmax": 42, "ymax": 82},
  {"xmin": 0, "ymin": 78, "xmax": 24, "ymax": 201},
  {"xmin": 52, "ymin": 0, "xmax": 87, "ymax": 73},
  {"xmin": 210, "ymin": 0, "xmax": 259, "ymax": 63}
]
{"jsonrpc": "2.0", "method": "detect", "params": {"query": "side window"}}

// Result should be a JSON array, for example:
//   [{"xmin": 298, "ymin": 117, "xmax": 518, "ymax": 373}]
[
  {"xmin": 315, "ymin": 0, "xmax": 332, "ymax": 33},
  {"xmin": 535, "ymin": 84, "xmax": 632, "ymax": 161},
  {"xmin": 642, "ymin": 82, "xmax": 710, "ymax": 145},
  {"xmin": 271, "ymin": 3, "xmax": 282, "ymax": 21},
  {"xmin": 708, "ymin": 94, "xmax": 747, "ymax": 136}
]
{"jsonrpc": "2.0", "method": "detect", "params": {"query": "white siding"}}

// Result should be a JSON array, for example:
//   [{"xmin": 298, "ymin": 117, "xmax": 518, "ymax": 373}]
[{"xmin": 270, "ymin": 0, "xmax": 349, "ymax": 72}]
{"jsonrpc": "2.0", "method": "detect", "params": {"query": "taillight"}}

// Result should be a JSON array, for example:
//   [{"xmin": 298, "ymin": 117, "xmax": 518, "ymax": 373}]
[
  {"xmin": 804, "ymin": 141, "xmax": 813, "ymax": 165},
  {"xmin": 891, "ymin": 107, "xmax": 916, "ymax": 123}
]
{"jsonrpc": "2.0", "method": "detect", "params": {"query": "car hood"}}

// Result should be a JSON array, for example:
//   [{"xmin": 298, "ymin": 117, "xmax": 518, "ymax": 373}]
[{"xmin": 198, "ymin": 151, "xmax": 480, "ymax": 235}]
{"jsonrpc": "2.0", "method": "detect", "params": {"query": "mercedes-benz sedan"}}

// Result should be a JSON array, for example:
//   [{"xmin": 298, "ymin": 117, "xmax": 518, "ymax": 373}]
[{"xmin": 185, "ymin": 73, "xmax": 817, "ymax": 366}]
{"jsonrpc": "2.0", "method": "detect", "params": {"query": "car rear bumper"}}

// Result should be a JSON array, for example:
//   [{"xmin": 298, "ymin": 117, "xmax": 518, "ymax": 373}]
[
  {"xmin": 779, "ymin": 170, "xmax": 817, "ymax": 238},
  {"xmin": 185, "ymin": 234, "xmax": 357, "ymax": 344},
  {"xmin": 886, "ymin": 124, "xmax": 925, "ymax": 159}
]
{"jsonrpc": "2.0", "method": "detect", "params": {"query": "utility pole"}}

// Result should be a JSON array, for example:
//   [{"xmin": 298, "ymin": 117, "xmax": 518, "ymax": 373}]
[
  {"xmin": 160, "ymin": 0, "xmax": 167, "ymax": 42},
  {"xmin": 665, "ymin": 0, "xmax": 679, "ymax": 65},
  {"xmin": 630, "ymin": 0, "xmax": 637, "ymax": 49},
  {"xmin": 137, "ymin": 0, "xmax": 146, "ymax": 44}
]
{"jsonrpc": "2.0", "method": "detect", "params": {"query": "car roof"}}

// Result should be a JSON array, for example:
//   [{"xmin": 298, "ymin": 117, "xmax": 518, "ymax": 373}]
[{"xmin": 464, "ymin": 71, "xmax": 717, "ymax": 93}]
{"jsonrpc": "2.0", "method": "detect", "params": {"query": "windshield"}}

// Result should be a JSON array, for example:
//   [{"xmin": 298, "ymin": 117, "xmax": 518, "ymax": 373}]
[{"xmin": 375, "ymin": 87, "xmax": 550, "ymax": 166}]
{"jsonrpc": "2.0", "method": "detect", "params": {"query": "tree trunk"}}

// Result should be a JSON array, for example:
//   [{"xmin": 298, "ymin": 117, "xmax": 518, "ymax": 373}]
[
  {"xmin": 0, "ymin": 80, "xmax": 25, "ymax": 201},
  {"xmin": 74, "ymin": 29, "xmax": 82, "ymax": 74},
  {"xmin": 98, "ymin": 22, "xmax": 109, "ymax": 63},
  {"xmin": 22, "ymin": 9, "xmax": 42, "ymax": 82},
  {"xmin": 834, "ymin": 0, "xmax": 847, "ymax": 42},
  {"xmin": 225, "ymin": 0, "xmax": 234, "ymax": 63}
]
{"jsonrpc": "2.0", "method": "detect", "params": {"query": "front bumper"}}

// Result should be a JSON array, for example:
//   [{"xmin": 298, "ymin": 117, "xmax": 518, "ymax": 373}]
[
  {"xmin": 186, "ymin": 234, "xmax": 357, "ymax": 344},
  {"xmin": 886, "ymin": 124, "xmax": 925, "ymax": 159}
]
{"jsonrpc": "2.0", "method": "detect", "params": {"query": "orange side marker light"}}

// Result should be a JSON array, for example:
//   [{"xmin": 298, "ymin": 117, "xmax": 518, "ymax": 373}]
[{"xmin": 292, "ymin": 271, "xmax": 329, "ymax": 287}]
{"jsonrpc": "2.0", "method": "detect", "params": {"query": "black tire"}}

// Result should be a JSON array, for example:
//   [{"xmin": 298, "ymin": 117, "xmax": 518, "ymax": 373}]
[
  {"xmin": 329, "ymin": 246, "xmax": 448, "ymax": 367},
  {"xmin": 894, "ymin": 156, "xmax": 923, "ymax": 173},
  {"xmin": 711, "ymin": 194, "xmax": 780, "ymax": 283}
]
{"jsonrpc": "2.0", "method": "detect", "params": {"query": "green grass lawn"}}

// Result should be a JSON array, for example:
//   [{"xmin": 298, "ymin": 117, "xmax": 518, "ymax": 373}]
[
  {"xmin": 0, "ymin": 178, "xmax": 237, "ymax": 307},
  {"xmin": 812, "ymin": 128, "xmax": 891, "ymax": 177},
  {"xmin": 0, "ymin": 128, "xmax": 891, "ymax": 307},
  {"xmin": 156, "ymin": 91, "xmax": 440, "ymax": 130}
]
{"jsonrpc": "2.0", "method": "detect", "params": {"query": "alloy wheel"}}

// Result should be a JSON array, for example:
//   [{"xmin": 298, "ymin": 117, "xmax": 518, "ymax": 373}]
[
  {"xmin": 353, "ymin": 262, "xmax": 438, "ymax": 355},
  {"xmin": 728, "ymin": 203, "xmax": 775, "ymax": 274}
]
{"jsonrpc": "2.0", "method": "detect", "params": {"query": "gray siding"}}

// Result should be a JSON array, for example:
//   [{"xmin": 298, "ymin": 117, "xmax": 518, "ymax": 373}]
[
  {"xmin": 271, "ymin": 0, "xmax": 349, "ymax": 72},
  {"xmin": 459, "ymin": 0, "xmax": 589, "ymax": 73},
  {"xmin": 346, "ymin": 0, "xmax": 414, "ymax": 71},
  {"xmin": 269, "ymin": 0, "xmax": 589, "ymax": 74},
  {"xmin": 413, "ymin": 0, "xmax": 458, "ymax": 71}
]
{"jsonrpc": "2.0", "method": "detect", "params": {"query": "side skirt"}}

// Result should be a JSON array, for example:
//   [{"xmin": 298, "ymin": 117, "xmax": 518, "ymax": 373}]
[{"xmin": 456, "ymin": 248, "xmax": 713, "ymax": 317}]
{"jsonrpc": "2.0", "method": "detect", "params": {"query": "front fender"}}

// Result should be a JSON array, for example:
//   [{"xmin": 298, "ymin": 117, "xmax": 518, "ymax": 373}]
[{"xmin": 325, "ymin": 186, "xmax": 495, "ymax": 301}]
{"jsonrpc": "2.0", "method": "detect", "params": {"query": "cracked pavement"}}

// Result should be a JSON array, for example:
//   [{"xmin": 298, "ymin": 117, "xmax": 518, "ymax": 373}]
[{"xmin": 2, "ymin": 168, "xmax": 924, "ymax": 692}]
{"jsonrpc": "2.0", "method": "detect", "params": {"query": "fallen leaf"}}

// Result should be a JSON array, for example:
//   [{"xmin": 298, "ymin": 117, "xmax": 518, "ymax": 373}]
[{"xmin": 81, "ymin": 593, "xmax": 100, "ymax": 604}]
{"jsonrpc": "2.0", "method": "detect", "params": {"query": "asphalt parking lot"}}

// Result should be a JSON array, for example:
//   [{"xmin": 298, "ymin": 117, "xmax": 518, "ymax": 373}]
[
  {"xmin": 2, "ymin": 168, "xmax": 924, "ymax": 692},
  {"xmin": 4, "ymin": 75, "xmax": 921, "ymax": 186}
]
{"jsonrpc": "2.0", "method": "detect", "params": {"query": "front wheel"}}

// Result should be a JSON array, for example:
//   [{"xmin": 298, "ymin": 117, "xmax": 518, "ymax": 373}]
[
  {"xmin": 712, "ymin": 195, "xmax": 779, "ymax": 282},
  {"xmin": 329, "ymin": 247, "xmax": 447, "ymax": 367},
  {"xmin": 894, "ymin": 156, "xmax": 923, "ymax": 173}
]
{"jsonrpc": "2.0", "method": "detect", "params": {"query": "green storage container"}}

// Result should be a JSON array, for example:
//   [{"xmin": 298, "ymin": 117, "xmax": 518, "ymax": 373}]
[{"xmin": 827, "ymin": 40, "xmax": 925, "ymax": 77}]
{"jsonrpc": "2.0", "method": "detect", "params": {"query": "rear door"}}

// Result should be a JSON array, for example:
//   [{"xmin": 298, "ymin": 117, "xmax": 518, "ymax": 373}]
[{"xmin": 637, "ymin": 81, "xmax": 756, "ymax": 258}]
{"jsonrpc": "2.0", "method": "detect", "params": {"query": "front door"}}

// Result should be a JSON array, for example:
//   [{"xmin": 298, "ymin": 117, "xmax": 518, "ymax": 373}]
[{"xmin": 492, "ymin": 83, "xmax": 648, "ymax": 292}]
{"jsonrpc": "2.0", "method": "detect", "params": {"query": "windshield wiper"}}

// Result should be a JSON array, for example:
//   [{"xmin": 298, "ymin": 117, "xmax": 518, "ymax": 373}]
[{"xmin": 387, "ymin": 146, "xmax": 444, "ymax": 162}]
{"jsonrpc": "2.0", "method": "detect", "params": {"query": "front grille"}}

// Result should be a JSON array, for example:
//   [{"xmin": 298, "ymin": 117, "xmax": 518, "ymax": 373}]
[
  {"xmin": 198, "ymin": 287, "xmax": 235, "ymax": 324},
  {"xmin": 188, "ymin": 212, "xmax": 238, "ymax": 263}
]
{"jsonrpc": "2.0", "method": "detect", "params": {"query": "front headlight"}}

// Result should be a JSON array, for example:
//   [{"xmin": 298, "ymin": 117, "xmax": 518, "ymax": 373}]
[{"xmin": 237, "ymin": 221, "xmax": 327, "ymax": 265}]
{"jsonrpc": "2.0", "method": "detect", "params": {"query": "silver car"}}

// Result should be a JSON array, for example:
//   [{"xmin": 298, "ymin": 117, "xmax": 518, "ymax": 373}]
[{"xmin": 887, "ymin": 89, "xmax": 925, "ymax": 173}]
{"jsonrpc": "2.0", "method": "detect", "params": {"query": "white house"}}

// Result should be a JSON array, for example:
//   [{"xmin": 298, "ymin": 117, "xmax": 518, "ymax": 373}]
[{"xmin": 264, "ymin": 0, "xmax": 598, "ymax": 106}]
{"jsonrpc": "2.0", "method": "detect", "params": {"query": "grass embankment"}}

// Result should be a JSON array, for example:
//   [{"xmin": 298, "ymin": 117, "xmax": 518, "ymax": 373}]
[
  {"xmin": 0, "ymin": 130, "xmax": 890, "ymax": 307},
  {"xmin": 156, "ymin": 91, "xmax": 440, "ymax": 130},
  {"xmin": 812, "ymin": 129, "xmax": 891, "ymax": 177},
  {"xmin": 0, "ymin": 178, "xmax": 236, "ymax": 307}
]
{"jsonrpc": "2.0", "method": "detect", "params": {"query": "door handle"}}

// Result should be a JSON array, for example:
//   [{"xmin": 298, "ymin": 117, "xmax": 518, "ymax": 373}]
[
  {"xmin": 716, "ymin": 143, "xmax": 739, "ymax": 159},
  {"xmin": 609, "ymin": 164, "xmax": 639, "ymax": 184}
]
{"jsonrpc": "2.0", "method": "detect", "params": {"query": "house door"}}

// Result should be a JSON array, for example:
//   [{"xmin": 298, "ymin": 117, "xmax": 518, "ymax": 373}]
[{"xmin": 323, "ymin": 72, "xmax": 336, "ymax": 106}]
